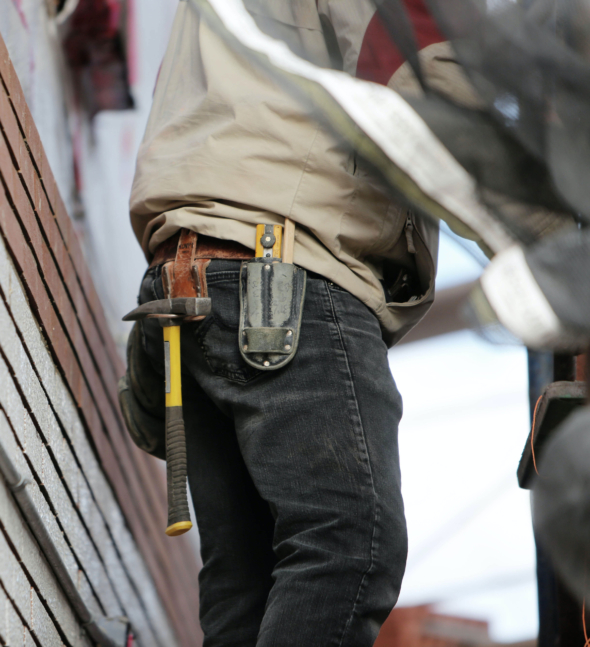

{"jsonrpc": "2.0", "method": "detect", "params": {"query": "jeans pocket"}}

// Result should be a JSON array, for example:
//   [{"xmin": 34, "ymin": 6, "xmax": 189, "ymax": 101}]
[
  {"xmin": 138, "ymin": 265, "xmax": 165, "ymax": 305},
  {"xmin": 196, "ymin": 275, "xmax": 262, "ymax": 384},
  {"xmin": 327, "ymin": 280, "xmax": 349, "ymax": 294}
]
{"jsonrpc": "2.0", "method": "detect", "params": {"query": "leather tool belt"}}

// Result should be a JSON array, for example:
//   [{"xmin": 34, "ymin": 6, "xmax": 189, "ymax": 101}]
[
  {"xmin": 151, "ymin": 226, "xmax": 306, "ymax": 372},
  {"xmin": 150, "ymin": 229, "xmax": 253, "ymax": 302}
]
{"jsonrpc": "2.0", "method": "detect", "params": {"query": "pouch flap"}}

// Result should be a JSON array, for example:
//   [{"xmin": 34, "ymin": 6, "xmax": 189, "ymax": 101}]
[{"xmin": 239, "ymin": 261, "xmax": 306, "ymax": 370}]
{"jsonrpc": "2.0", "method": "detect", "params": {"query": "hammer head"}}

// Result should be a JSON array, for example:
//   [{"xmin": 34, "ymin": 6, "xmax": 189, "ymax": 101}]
[{"xmin": 123, "ymin": 297, "xmax": 211, "ymax": 322}]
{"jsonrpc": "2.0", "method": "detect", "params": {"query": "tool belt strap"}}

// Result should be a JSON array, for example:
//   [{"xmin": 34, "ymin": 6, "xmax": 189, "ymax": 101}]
[
  {"xmin": 151, "ymin": 230, "xmax": 254, "ymax": 300},
  {"xmin": 150, "ymin": 230, "xmax": 253, "ymax": 267}
]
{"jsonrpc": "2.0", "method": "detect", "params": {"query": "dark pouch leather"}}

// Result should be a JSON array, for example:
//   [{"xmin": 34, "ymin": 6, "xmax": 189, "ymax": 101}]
[{"xmin": 239, "ymin": 260, "xmax": 306, "ymax": 371}]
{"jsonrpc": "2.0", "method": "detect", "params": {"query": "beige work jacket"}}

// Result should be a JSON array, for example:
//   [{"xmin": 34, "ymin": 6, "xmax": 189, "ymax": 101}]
[{"xmin": 130, "ymin": 0, "xmax": 443, "ymax": 346}]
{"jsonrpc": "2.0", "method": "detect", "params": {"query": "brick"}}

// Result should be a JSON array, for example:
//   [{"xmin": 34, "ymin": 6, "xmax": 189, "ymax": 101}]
[
  {"xmin": 0, "ymin": 486, "xmax": 31, "ymax": 573},
  {"xmin": 0, "ymin": 244, "xmax": 8, "ymax": 291},
  {"xmin": 4, "ymin": 593, "xmax": 25, "ymax": 647},
  {"xmin": 20, "ymin": 111, "xmax": 43, "ymax": 170},
  {"xmin": 0, "ymin": 62, "xmax": 43, "ymax": 202},
  {"xmin": 0, "ymin": 89, "xmax": 123, "ymax": 401},
  {"xmin": 0, "ymin": 357, "xmax": 25, "ymax": 443},
  {"xmin": 29, "ymin": 169, "xmax": 47, "ymax": 216},
  {"xmin": 0, "ymin": 408, "xmax": 30, "ymax": 482},
  {"xmin": 22, "ymin": 411, "xmax": 43, "ymax": 478},
  {"xmin": 78, "ymin": 574, "xmax": 101, "ymax": 621},
  {"xmin": 53, "ymin": 443, "xmax": 80, "ymax": 510},
  {"xmin": 0, "ymin": 410, "xmax": 30, "ymax": 481},
  {"xmin": 30, "ymin": 483, "xmax": 79, "ymax": 588},
  {"xmin": 24, "ymin": 626, "xmax": 36, "ymax": 647},
  {"xmin": 0, "ymin": 85, "xmax": 25, "ymax": 156},
  {"xmin": 0, "ymin": 37, "xmax": 27, "ymax": 136},
  {"xmin": 0, "ymin": 254, "xmax": 76, "ymax": 494},
  {"xmin": 54, "ymin": 384, "xmax": 75, "ymax": 439},
  {"xmin": 51, "ymin": 200, "xmax": 71, "ymax": 246},
  {"xmin": 0, "ymin": 584, "xmax": 8, "ymax": 644},
  {"xmin": 0, "ymin": 416, "xmax": 82, "ymax": 646},
  {"xmin": 76, "ymin": 500, "xmax": 158, "ymax": 644},
  {"xmin": 0, "ymin": 413, "xmax": 74, "ymax": 580},
  {"xmin": 0, "ymin": 148, "xmax": 122, "ymax": 437},
  {"xmin": 0, "ymin": 152, "xmax": 43, "ymax": 263},
  {"xmin": 1, "ymin": 401, "xmax": 175, "ymax": 647},
  {"xmin": 0, "ymin": 38, "xmax": 198, "ymax": 644},
  {"xmin": 38, "ymin": 451, "xmax": 78, "ymax": 571},
  {"xmin": 30, "ymin": 589, "xmax": 62, "ymax": 647},
  {"xmin": 0, "ymin": 481, "xmax": 81, "ymax": 647},
  {"xmin": 0, "ymin": 192, "xmax": 45, "ymax": 315},
  {"xmin": 38, "ymin": 150, "xmax": 57, "ymax": 208},
  {"xmin": 50, "ymin": 492, "xmax": 123, "ymax": 618},
  {"xmin": 0, "ymin": 531, "xmax": 30, "ymax": 619}
]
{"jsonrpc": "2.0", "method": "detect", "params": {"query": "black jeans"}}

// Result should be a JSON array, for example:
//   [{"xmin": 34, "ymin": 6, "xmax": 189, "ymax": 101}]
[{"xmin": 140, "ymin": 260, "xmax": 407, "ymax": 647}]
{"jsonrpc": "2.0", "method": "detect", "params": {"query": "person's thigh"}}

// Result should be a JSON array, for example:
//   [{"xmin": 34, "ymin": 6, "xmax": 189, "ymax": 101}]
[
  {"xmin": 139, "ymin": 268, "xmax": 276, "ymax": 647},
  {"xmin": 184, "ymin": 267, "xmax": 407, "ymax": 647},
  {"xmin": 183, "ymin": 378, "xmax": 276, "ymax": 647}
]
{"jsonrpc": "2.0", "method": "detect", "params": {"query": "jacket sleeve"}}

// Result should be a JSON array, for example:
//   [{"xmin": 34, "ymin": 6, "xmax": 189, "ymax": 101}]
[{"xmin": 316, "ymin": 0, "xmax": 444, "ymax": 84}]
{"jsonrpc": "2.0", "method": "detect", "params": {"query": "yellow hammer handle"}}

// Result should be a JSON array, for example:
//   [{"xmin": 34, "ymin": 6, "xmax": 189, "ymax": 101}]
[
  {"xmin": 163, "ymin": 325, "xmax": 192, "ymax": 536},
  {"xmin": 164, "ymin": 325, "xmax": 183, "ymax": 407}
]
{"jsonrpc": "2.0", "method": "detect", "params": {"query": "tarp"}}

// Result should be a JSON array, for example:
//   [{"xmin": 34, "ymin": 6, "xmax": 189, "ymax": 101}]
[{"xmin": 186, "ymin": 0, "xmax": 590, "ymax": 352}]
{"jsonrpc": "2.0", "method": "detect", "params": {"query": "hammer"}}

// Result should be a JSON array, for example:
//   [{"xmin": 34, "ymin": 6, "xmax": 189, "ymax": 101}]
[{"xmin": 123, "ymin": 295, "xmax": 211, "ymax": 535}]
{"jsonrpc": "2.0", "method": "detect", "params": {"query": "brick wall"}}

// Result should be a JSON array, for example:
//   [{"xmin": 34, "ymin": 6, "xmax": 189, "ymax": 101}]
[
  {"xmin": 0, "ymin": 32, "xmax": 202, "ymax": 647},
  {"xmin": 376, "ymin": 605, "xmax": 537, "ymax": 647},
  {"xmin": 376, "ymin": 605, "xmax": 491, "ymax": 647}
]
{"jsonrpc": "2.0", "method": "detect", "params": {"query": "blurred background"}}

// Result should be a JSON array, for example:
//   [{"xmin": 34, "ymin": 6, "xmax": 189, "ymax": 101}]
[
  {"xmin": 0, "ymin": 0, "xmax": 538, "ymax": 644},
  {"xmin": 388, "ymin": 234, "xmax": 536, "ymax": 645}
]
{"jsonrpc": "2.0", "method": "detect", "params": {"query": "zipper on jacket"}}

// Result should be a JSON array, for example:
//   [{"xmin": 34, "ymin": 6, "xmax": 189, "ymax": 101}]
[{"xmin": 405, "ymin": 212, "xmax": 416, "ymax": 254}]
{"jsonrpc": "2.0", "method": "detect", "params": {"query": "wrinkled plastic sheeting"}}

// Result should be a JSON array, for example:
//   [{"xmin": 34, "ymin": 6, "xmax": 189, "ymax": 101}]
[
  {"xmin": 188, "ymin": 0, "xmax": 590, "ymax": 349},
  {"xmin": 533, "ymin": 406, "xmax": 590, "ymax": 603}
]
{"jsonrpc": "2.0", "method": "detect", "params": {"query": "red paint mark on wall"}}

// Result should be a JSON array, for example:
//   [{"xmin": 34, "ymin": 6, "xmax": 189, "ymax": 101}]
[{"xmin": 10, "ymin": 0, "xmax": 28, "ymax": 29}]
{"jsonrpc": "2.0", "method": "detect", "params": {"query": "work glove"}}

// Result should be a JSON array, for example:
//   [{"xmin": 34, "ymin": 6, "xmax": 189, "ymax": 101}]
[{"xmin": 118, "ymin": 322, "xmax": 166, "ymax": 460}]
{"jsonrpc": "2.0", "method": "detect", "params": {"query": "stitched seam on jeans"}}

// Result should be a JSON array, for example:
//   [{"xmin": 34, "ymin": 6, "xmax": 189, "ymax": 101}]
[
  {"xmin": 150, "ymin": 278, "xmax": 159, "ymax": 302},
  {"xmin": 205, "ymin": 272, "xmax": 241, "ymax": 285},
  {"xmin": 324, "ymin": 284, "xmax": 379, "ymax": 647},
  {"xmin": 198, "ymin": 336, "xmax": 261, "ymax": 383},
  {"xmin": 195, "ymin": 318, "xmax": 262, "ymax": 384}
]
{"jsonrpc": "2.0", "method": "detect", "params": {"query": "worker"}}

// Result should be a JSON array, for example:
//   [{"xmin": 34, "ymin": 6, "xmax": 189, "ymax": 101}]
[{"xmin": 122, "ymin": 1, "xmax": 463, "ymax": 645}]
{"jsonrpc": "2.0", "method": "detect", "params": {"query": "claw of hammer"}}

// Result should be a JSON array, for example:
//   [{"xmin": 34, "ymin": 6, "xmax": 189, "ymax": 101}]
[{"xmin": 122, "ymin": 297, "xmax": 211, "ymax": 321}]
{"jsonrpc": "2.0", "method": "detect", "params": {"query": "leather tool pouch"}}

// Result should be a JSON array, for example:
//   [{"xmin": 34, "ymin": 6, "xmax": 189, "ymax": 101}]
[{"xmin": 239, "ymin": 260, "xmax": 306, "ymax": 371}]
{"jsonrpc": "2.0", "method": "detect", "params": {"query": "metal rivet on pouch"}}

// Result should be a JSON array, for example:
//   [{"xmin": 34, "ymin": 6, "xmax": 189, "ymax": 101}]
[
  {"xmin": 285, "ymin": 345, "xmax": 291, "ymax": 351},
  {"xmin": 243, "ymin": 345, "xmax": 248, "ymax": 351},
  {"xmin": 264, "ymin": 361, "xmax": 270, "ymax": 367},
  {"xmin": 286, "ymin": 330, "xmax": 293, "ymax": 336}
]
